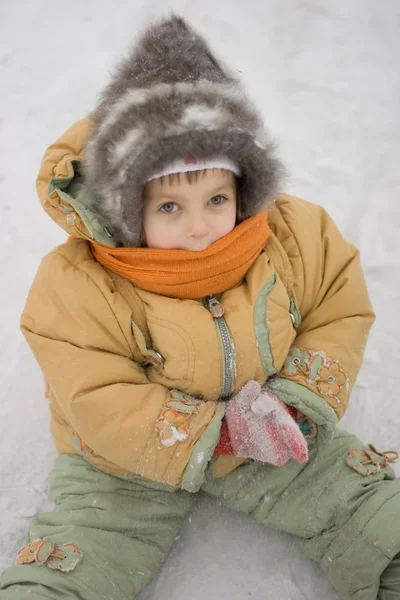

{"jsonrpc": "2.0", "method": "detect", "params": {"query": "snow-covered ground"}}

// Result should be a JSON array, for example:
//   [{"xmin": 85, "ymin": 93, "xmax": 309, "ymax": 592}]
[{"xmin": 1, "ymin": 1, "xmax": 399, "ymax": 598}]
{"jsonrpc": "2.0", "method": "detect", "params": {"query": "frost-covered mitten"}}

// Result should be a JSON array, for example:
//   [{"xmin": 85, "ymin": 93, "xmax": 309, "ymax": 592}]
[
  {"xmin": 225, "ymin": 380, "xmax": 308, "ymax": 466},
  {"xmin": 213, "ymin": 418, "xmax": 234, "ymax": 455}
]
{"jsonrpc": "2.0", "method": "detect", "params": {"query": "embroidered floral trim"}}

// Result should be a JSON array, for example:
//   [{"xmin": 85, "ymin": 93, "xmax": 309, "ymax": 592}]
[
  {"xmin": 282, "ymin": 346, "xmax": 348, "ymax": 404},
  {"xmin": 155, "ymin": 390, "xmax": 201, "ymax": 447},
  {"xmin": 47, "ymin": 543, "xmax": 83, "ymax": 572},
  {"xmin": 17, "ymin": 539, "xmax": 83, "ymax": 572}
]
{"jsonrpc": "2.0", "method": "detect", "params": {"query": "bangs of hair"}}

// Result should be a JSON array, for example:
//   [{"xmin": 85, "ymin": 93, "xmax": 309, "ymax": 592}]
[{"xmin": 157, "ymin": 168, "xmax": 231, "ymax": 186}]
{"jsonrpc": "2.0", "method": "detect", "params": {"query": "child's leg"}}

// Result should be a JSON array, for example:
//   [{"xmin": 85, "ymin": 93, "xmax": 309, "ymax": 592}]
[
  {"xmin": 378, "ymin": 554, "xmax": 400, "ymax": 599},
  {"xmin": 0, "ymin": 455, "xmax": 195, "ymax": 599},
  {"xmin": 202, "ymin": 427, "xmax": 400, "ymax": 600}
]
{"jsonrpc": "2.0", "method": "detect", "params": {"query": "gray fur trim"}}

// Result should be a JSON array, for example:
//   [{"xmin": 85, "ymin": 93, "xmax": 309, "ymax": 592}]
[{"xmin": 83, "ymin": 14, "xmax": 285, "ymax": 247}]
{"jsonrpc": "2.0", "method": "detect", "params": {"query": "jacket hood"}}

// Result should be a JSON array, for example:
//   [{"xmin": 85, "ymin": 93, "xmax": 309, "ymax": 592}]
[{"xmin": 36, "ymin": 117, "xmax": 118, "ymax": 247}]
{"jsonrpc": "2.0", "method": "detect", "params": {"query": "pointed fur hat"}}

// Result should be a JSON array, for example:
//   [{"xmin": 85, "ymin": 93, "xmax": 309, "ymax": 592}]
[{"xmin": 84, "ymin": 14, "xmax": 284, "ymax": 247}]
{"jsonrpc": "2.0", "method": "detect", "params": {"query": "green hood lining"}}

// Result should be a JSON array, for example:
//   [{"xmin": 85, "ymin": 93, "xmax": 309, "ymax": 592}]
[{"xmin": 48, "ymin": 160, "xmax": 117, "ymax": 248}]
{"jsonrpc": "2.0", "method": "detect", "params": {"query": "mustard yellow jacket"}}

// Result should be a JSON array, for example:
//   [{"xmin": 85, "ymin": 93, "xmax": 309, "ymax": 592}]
[{"xmin": 21, "ymin": 119, "xmax": 375, "ymax": 491}]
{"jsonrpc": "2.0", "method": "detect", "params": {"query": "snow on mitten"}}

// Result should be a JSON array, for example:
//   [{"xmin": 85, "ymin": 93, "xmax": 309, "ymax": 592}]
[{"xmin": 225, "ymin": 380, "xmax": 308, "ymax": 466}]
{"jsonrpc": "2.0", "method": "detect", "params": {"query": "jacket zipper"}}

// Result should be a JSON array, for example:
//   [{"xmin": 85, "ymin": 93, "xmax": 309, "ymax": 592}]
[{"xmin": 204, "ymin": 295, "xmax": 236, "ymax": 399}]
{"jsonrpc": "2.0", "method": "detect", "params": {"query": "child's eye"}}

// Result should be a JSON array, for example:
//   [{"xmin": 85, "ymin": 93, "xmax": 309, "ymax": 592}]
[
  {"xmin": 209, "ymin": 195, "xmax": 226, "ymax": 206},
  {"xmin": 160, "ymin": 202, "xmax": 179, "ymax": 213}
]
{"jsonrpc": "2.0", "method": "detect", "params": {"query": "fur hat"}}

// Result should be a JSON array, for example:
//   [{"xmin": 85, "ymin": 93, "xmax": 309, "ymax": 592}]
[{"xmin": 84, "ymin": 14, "xmax": 284, "ymax": 247}]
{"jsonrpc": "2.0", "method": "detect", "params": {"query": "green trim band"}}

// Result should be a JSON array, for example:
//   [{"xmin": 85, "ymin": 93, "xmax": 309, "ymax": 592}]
[
  {"xmin": 181, "ymin": 404, "xmax": 226, "ymax": 493},
  {"xmin": 266, "ymin": 377, "xmax": 338, "ymax": 431},
  {"xmin": 254, "ymin": 274, "xmax": 277, "ymax": 377}
]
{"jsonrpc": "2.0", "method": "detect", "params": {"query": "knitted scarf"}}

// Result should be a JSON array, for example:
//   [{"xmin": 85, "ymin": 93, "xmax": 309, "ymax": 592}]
[{"xmin": 89, "ymin": 212, "xmax": 270, "ymax": 299}]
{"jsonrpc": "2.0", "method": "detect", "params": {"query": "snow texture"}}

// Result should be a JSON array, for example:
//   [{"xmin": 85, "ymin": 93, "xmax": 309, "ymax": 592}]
[{"xmin": 0, "ymin": 1, "xmax": 399, "ymax": 598}]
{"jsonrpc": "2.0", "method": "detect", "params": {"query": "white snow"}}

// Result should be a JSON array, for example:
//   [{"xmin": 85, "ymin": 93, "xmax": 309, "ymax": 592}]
[{"xmin": 1, "ymin": 1, "xmax": 399, "ymax": 599}]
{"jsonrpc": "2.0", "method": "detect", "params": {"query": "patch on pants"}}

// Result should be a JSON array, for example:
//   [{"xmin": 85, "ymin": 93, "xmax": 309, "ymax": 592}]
[
  {"xmin": 347, "ymin": 444, "xmax": 398, "ymax": 476},
  {"xmin": 17, "ymin": 539, "xmax": 83, "ymax": 572}
]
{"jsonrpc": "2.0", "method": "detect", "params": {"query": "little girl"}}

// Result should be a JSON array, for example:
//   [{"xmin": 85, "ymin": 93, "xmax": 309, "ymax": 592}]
[{"xmin": 1, "ymin": 15, "xmax": 399, "ymax": 600}]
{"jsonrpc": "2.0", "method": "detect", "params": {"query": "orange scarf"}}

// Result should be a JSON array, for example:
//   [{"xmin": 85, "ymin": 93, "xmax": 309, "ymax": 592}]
[{"xmin": 89, "ymin": 212, "xmax": 270, "ymax": 299}]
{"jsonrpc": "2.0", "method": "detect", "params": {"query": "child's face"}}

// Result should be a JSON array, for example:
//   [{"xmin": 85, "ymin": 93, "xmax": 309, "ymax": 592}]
[{"xmin": 143, "ymin": 169, "xmax": 237, "ymax": 251}]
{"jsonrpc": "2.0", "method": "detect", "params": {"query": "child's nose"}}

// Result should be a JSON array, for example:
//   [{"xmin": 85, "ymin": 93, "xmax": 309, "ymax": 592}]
[{"xmin": 186, "ymin": 218, "xmax": 209, "ymax": 238}]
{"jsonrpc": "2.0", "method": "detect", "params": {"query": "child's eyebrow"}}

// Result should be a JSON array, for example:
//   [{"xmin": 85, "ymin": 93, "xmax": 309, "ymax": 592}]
[
  {"xmin": 152, "ymin": 192, "xmax": 187, "ymax": 202},
  {"xmin": 150, "ymin": 182, "xmax": 235, "ymax": 203},
  {"xmin": 209, "ymin": 184, "xmax": 235, "ymax": 195}
]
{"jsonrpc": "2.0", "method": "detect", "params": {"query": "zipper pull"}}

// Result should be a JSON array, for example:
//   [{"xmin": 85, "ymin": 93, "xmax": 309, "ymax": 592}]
[{"xmin": 205, "ymin": 295, "xmax": 225, "ymax": 318}]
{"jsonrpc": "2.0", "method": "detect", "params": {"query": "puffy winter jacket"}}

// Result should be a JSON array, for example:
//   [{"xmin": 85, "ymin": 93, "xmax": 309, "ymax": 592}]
[{"xmin": 21, "ymin": 118, "xmax": 375, "ymax": 491}]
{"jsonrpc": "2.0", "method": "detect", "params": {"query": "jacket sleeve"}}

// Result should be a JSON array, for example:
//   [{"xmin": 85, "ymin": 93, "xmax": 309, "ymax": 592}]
[
  {"xmin": 20, "ymin": 246, "xmax": 223, "ymax": 490},
  {"xmin": 265, "ymin": 196, "xmax": 375, "ymax": 428}
]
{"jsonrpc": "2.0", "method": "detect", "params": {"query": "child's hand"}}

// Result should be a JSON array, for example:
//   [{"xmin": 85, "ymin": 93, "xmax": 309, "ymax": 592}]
[{"xmin": 225, "ymin": 381, "xmax": 308, "ymax": 466}]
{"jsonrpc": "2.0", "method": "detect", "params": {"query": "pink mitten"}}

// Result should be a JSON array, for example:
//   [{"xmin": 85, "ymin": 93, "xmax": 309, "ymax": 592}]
[{"xmin": 225, "ymin": 380, "xmax": 308, "ymax": 466}]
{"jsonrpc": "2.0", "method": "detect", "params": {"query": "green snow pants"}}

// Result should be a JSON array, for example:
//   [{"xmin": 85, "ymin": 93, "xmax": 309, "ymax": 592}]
[{"xmin": 1, "ymin": 427, "xmax": 399, "ymax": 600}]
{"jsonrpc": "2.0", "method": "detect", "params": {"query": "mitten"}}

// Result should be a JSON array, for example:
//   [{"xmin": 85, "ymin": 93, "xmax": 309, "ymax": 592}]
[
  {"xmin": 225, "ymin": 380, "xmax": 308, "ymax": 466},
  {"xmin": 213, "ymin": 419, "xmax": 234, "ymax": 455}
]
